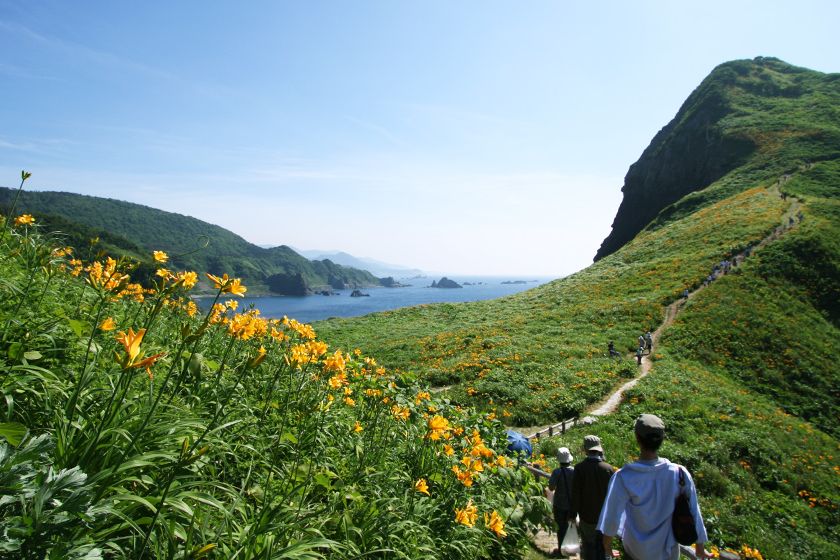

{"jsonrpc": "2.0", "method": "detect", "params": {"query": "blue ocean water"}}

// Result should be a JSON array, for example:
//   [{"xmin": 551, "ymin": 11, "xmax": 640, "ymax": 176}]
[{"xmin": 196, "ymin": 276, "xmax": 553, "ymax": 323}]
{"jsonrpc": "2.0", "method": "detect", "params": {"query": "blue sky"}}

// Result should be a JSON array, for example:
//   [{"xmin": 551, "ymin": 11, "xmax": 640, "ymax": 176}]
[{"xmin": 1, "ymin": 1, "xmax": 838, "ymax": 275}]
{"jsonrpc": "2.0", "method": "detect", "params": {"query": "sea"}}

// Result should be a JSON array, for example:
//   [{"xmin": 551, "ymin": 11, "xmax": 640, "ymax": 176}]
[{"xmin": 196, "ymin": 276, "xmax": 554, "ymax": 324}]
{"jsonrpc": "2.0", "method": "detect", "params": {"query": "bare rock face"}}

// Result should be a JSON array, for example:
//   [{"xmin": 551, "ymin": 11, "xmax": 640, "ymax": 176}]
[{"xmin": 594, "ymin": 60, "xmax": 764, "ymax": 261}]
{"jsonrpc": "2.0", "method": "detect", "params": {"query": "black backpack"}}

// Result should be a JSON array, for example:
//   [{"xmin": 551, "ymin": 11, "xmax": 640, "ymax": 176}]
[{"xmin": 672, "ymin": 468, "xmax": 698, "ymax": 545}]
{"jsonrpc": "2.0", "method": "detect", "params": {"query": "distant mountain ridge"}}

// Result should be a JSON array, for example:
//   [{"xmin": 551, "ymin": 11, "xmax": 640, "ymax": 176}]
[
  {"xmin": 294, "ymin": 249, "xmax": 424, "ymax": 278},
  {"xmin": 0, "ymin": 188, "xmax": 382, "ymax": 295}
]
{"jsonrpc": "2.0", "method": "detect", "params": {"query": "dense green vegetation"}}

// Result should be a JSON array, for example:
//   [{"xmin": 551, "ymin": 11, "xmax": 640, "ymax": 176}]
[
  {"xmin": 0, "ymin": 215, "xmax": 548, "ymax": 558},
  {"xmin": 318, "ymin": 58, "xmax": 840, "ymax": 559},
  {"xmin": 0, "ymin": 188, "xmax": 381, "ymax": 295}
]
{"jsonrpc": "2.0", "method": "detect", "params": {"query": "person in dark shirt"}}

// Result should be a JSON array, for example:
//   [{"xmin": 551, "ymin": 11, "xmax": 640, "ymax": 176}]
[
  {"xmin": 548, "ymin": 447, "xmax": 575, "ymax": 556},
  {"xmin": 571, "ymin": 435, "xmax": 615, "ymax": 560}
]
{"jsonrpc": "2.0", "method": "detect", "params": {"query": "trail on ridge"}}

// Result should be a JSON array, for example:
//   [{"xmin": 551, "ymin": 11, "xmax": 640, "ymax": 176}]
[{"xmin": 533, "ymin": 183, "xmax": 799, "ymax": 430}]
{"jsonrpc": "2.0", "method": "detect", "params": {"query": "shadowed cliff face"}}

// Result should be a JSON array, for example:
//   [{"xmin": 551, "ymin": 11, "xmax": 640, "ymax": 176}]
[
  {"xmin": 594, "ymin": 56, "xmax": 840, "ymax": 262},
  {"xmin": 594, "ymin": 66, "xmax": 757, "ymax": 261}
]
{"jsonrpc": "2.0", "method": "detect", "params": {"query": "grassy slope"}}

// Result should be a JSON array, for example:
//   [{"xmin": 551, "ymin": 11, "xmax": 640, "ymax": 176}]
[
  {"xmin": 0, "ymin": 187, "xmax": 380, "ymax": 293},
  {"xmin": 317, "ymin": 59, "xmax": 840, "ymax": 558},
  {"xmin": 319, "ymin": 185, "xmax": 788, "ymax": 426}
]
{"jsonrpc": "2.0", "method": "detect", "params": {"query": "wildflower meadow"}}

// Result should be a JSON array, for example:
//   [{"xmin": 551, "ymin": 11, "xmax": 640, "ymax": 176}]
[{"xmin": 0, "ymin": 176, "xmax": 549, "ymax": 558}]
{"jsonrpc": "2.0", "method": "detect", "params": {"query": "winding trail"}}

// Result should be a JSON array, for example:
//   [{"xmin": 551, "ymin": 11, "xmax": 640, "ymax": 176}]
[
  {"xmin": 526, "ymin": 182, "xmax": 800, "ymax": 434},
  {"xmin": 527, "ymin": 181, "xmax": 801, "ymax": 557}
]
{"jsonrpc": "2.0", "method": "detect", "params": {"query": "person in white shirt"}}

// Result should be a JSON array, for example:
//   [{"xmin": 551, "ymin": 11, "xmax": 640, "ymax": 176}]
[{"xmin": 598, "ymin": 414, "xmax": 709, "ymax": 560}]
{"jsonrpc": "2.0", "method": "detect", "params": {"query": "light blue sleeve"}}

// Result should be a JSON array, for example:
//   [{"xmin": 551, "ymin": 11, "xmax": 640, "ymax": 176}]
[
  {"xmin": 597, "ymin": 470, "xmax": 628, "ymax": 537},
  {"xmin": 684, "ymin": 468, "xmax": 709, "ymax": 543}
]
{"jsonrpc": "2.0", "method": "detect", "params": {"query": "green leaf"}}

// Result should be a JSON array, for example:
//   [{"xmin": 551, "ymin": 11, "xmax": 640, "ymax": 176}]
[
  {"xmin": 67, "ymin": 319, "xmax": 86, "ymax": 338},
  {"xmin": 7, "ymin": 343, "xmax": 22, "ymax": 360},
  {"xmin": 23, "ymin": 351, "xmax": 42, "ymax": 361},
  {"xmin": 0, "ymin": 422, "xmax": 27, "ymax": 446},
  {"xmin": 280, "ymin": 431, "xmax": 298, "ymax": 444}
]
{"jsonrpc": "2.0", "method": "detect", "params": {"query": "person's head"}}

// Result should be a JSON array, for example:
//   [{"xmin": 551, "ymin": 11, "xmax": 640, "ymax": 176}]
[
  {"xmin": 556, "ymin": 447, "xmax": 573, "ymax": 466},
  {"xmin": 583, "ymin": 435, "xmax": 603, "ymax": 457},
  {"xmin": 634, "ymin": 414, "xmax": 665, "ymax": 452}
]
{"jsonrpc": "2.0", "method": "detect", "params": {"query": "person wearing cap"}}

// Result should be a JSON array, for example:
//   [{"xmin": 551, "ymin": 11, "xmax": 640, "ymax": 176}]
[
  {"xmin": 571, "ymin": 435, "xmax": 614, "ymax": 560},
  {"xmin": 598, "ymin": 414, "xmax": 709, "ymax": 560},
  {"xmin": 548, "ymin": 447, "xmax": 576, "ymax": 556}
]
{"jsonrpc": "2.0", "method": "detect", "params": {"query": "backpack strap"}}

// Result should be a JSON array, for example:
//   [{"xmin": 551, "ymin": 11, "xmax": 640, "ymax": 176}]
[
  {"xmin": 560, "ymin": 467, "xmax": 572, "ymax": 506},
  {"xmin": 677, "ymin": 467, "xmax": 687, "ymax": 496}
]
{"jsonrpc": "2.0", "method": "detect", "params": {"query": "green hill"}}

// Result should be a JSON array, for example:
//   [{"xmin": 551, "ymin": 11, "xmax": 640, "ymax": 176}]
[
  {"xmin": 595, "ymin": 56, "xmax": 840, "ymax": 261},
  {"xmin": 0, "ymin": 188, "xmax": 381, "ymax": 295},
  {"xmin": 315, "ymin": 58, "xmax": 840, "ymax": 558}
]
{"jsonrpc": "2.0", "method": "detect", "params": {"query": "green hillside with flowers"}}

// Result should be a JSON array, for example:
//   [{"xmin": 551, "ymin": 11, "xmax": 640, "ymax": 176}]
[
  {"xmin": 0, "ymin": 198, "xmax": 549, "ymax": 558},
  {"xmin": 317, "ymin": 58, "xmax": 840, "ymax": 559},
  {"xmin": 1, "ymin": 56, "xmax": 838, "ymax": 560}
]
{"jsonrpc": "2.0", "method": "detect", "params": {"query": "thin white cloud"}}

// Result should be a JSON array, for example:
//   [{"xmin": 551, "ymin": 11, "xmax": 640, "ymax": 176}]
[
  {"xmin": 0, "ymin": 20, "xmax": 235, "ymax": 99},
  {"xmin": 0, "ymin": 61, "xmax": 59, "ymax": 81},
  {"xmin": 344, "ymin": 116, "xmax": 404, "ymax": 146}
]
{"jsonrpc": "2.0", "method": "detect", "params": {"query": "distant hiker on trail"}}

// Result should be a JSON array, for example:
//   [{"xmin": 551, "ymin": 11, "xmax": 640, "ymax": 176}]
[
  {"xmin": 682, "ymin": 288, "xmax": 689, "ymax": 300},
  {"xmin": 548, "ymin": 447, "xmax": 576, "ymax": 556},
  {"xmin": 636, "ymin": 346, "xmax": 643, "ymax": 365},
  {"xmin": 638, "ymin": 334, "xmax": 645, "ymax": 350},
  {"xmin": 608, "ymin": 341, "xmax": 620, "ymax": 359},
  {"xmin": 571, "ymin": 435, "xmax": 614, "ymax": 560},
  {"xmin": 599, "ymin": 414, "xmax": 709, "ymax": 560},
  {"xmin": 644, "ymin": 331, "xmax": 653, "ymax": 353}
]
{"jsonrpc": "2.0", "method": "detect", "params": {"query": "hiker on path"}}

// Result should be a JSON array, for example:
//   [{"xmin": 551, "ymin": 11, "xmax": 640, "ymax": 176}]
[
  {"xmin": 548, "ymin": 447, "xmax": 576, "ymax": 556},
  {"xmin": 682, "ymin": 288, "xmax": 689, "ymax": 301},
  {"xmin": 636, "ymin": 346, "xmax": 643, "ymax": 365},
  {"xmin": 644, "ymin": 331, "xmax": 653, "ymax": 353},
  {"xmin": 608, "ymin": 341, "xmax": 620, "ymax": 359},
  {"xmin": 598, "ymin": 414, "xmax": 709, "ymax": 560},
  {"xmin": 571, "ymin": 435, "xmax": 614, "ymax": 560},
  {"xmin": 638, "ymin": 334, "xmax": 645, "ymax": 350}
]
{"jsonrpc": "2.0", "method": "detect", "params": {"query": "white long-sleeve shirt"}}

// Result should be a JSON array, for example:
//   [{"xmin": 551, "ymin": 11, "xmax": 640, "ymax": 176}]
[{"xmin": 597, "ymin": 458, "xmax": 707, "ymax": 560}]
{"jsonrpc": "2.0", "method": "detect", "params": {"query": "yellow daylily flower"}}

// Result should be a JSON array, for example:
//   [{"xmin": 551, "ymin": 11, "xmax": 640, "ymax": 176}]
[
  {"xmin": 131, "ymin": 352, "xmax": 166, "ymax": 379},
  {"xmin": 454, "ymin": 500, "xmax": 477, "ymax": 527},
  {"xmin": 414, "ymin": 478, "xmax": 430, "ymax": 496},
  {"xmin": 484, "ymin": 510, "xmax": 507, "ymax": 538},
  {"xmin": 205, "ymin": 272, "xmax": 229, "ymax": 290},
  {"xmin": 115, "ymin": 328, "xmax": 145, "ymax": 363},
  {"xmin": 13, "ymin": 214, "xmax": 35, "ymax": 227},
  {"xmin": 227, "ymin": 278, "xmax": 247, "ymax": 297}
]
